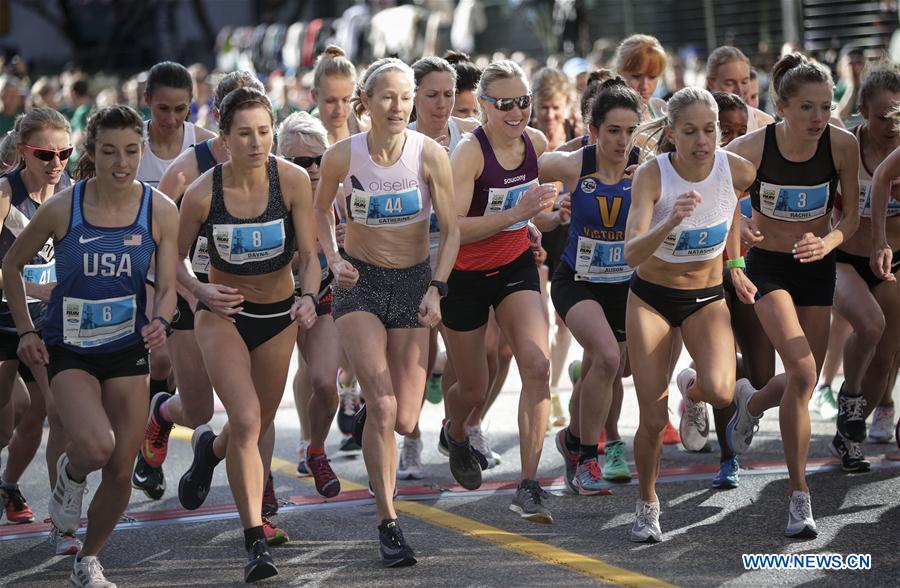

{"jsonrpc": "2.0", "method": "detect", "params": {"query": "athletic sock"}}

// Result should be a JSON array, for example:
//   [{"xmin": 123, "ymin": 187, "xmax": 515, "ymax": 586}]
[
  {"xmin": 244, "ymin": 526, "xmax": 266, "ymax": 551},
  {"xmin": 578, "ymin": 444, "xmax": 598, "ymax": 464},
  {"xmin": 307, "ymin": 445, "xmax": 325, "ymax": 456},
  {"xmin": 150, "ymin": 378, "xmax": 169, "ymax": 401},
  {"xmin": 564, "ymin": 427, "xmax": 581, "ymax": 451}
]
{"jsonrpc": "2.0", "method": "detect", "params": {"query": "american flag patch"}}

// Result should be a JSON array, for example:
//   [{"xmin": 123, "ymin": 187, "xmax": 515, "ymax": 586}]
[{"xmin": 124, "ymin": 234, "xmax": 142, "ymax": 246}]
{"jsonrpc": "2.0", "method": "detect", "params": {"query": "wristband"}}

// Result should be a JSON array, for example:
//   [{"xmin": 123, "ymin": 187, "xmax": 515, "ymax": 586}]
[
  {"xmin": 299, "ymin": 292, "xmax": 318, "ymax": 305},
  {"xmin": 726, "ymin": 256, "xmax": 746, "ymax": 270},
  {"xmin": 18, "ymin": 329, "xmax": 40, "ymax": 339},
  {"xmin": 153, "ymin": 316, "xmax": 173, "ymax": 337}
]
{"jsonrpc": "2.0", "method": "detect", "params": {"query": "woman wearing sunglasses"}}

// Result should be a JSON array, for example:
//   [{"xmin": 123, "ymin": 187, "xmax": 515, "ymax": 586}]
[
  {"xmin": 442, "ymin": 60, "xmax": 557, "ymax": 522},
  {"xmin": 3, "ymin": 105, "xmax": 179, "ymax": 588},
  {"xmin": 315, "ymin": 57, "xmax": 458, "ymax": 566},
  {"xmin": 276, "ymin": 111, "xmax": 342, "ymax": 503},
  {"xmin": 0, "ymin": 107, "xmax": 75, "ymax": 553}
]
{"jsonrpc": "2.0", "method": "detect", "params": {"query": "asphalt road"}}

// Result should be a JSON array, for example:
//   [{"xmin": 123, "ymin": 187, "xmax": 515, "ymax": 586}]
[{"xmin": 2, "ymin": 345, "xmax": 899, "ymax": 587}]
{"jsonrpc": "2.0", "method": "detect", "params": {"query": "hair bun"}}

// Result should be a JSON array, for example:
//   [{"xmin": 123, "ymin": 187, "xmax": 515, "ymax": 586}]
[
  {"xmin": 322, "ymin": 45, "xmax": 346, "ymax": 59},
  {"xmin": 599, "ymin": 75, "xmax": 627, "ymax": 90},
  {"xmin": 443, "ymin": 50, "xmax": 471, "ymax": 65}
]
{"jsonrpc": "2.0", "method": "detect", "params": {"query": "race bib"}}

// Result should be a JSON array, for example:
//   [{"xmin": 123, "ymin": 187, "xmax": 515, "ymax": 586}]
[
  {"xmin": 428, "ymin": 212, "xmax": 440, "ymax": 249},
  {"xmin": 213, "ymin": 219, "xmax": 285, "ymax": 265},
  {"xmin": 758, "ymin": 181, "xmax": 829, "ymax": 221},
  {"xmin": 858, "ymin": 179, "xmax": 900, "ymax": 218},
  {"xmin": 63, "ymin": 294, "xmax": 136, "ymax": 348},
  {"xmin": 485, "ymin": 179, "xmax": 539, "ymax": 232},
  {"xmin": 350, "ymin": 187, "xmax": 423, "ymax": 226},
  {"xmin": 2, "ymin": 261, "xmax": 56, "ymax": 303},
  {"xmin": 574, "ymin": 236, "xmax": 632, "ymax": 283},
  {"xmin": 191, "ymin": 236, "xmax": 210, "ymax": 275},
  {"xmin": 661, "ymin": 221, "xmax": 728, "ymax": 259}
]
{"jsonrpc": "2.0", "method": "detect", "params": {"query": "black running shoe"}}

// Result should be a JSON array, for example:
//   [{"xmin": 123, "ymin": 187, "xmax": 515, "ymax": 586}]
[
  {"xmin": 178, "ymin": 424, "xmax": 219, "ymax": 510},
  {"xmin": 438, "ymin": 419, "xmax": 449, "ymax": 457},
  {"xmin": 443, "ymin": 420, "xmax": 482, "ymax": 490},
  {"xmin": 836, "ymin": 386, "xmax": 867, "ymax": 443},
  {"xmin": 244, "ymin": 539, "xmax": 278, "ymax": 583},
  {"xmin": 132, "ymin": 453, "xmax": 166, "ymax": 500},
  {"xmin": 829, "ymin": 432, "xmax": 871, "ymax": 473},
  {"xmin": 351, "ymin": 404, "xmax": 367, "ymax": 448},
  {"xmin": 378, "ymin": 519, "xmax": 417, "ymax": 567}
]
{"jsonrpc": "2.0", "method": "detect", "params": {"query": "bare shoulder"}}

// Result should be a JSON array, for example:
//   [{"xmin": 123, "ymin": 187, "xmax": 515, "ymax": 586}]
[
  {"xmin": 829, "ymin": 123, "xmax": 857, "ymax": 148},
  {"xmin": 193, "ymin": 125, "xmax": 217, "ymax": 142},
  {"xmin": 633, "ymin": 157, "xmax": 661, "ymax": 187},
  {"xmin": 524, "ymin": 126, "xmax": 549, "ymax": 154},
  {"xmin": 724, "ymin": 150, "xmax": 756, "ymax": 188},
  {"xmin": 726, "ymin": 126, "xmax": 766, "ymax": 159},
  {"xmin": 321, "ymin": 137, "xmax": 351, "ymax": 176},
  {"xmin": 275, "ymin": 155, "xmax": 312, "ymax": 187}
]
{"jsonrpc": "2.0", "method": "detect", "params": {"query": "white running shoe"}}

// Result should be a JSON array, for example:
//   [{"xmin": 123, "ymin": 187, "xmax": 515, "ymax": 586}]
[
  {"xmin": 630, "ymin": 500, "xmax": 662, "ymax": 543},
  {"xmin": 48, "ymin": 523, "xmax": 82, "ymax": 556},
  {"xmin": 676, "ymin": 368, "xmax": 709, "ymax": 452},
  {"xmin": 50, "ymin": 453, "xmax": 86, "ymax": 534},
  {"xmin": 397, "ymin": 436, "xmax": 424, "ymax": 480},
  {"xmin": 727, "ymin": 379, "xmax": 761, "ymax": 455},
  {"xmin": 785, "ymin": 491, "xmax": 817, "ymax": 539},
  {"xmin": 868, "ymin": 405, "xmax": 895, "ymax": 443},
  {"xmin": 70, "ymin": 555, "xmax": 115, "ymax": 587},
  {"xmin": 467, "ymin": 425, "xmax": 501, "ymax": 469}
]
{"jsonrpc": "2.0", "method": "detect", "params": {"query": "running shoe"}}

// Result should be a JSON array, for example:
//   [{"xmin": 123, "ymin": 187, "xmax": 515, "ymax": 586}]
[
  {"xmin": 836, "ymin": 387, "xmax": 867, "ymax": 443},
  {"xmin": 509, "ymin": 479, "xmax": 553, "ymax": 524},
  {"xmin": 132, "ymin": 452, "xmax": 165, "ymax": 500},
  {"xmin": 554, "ymin": 428, "xmax": 579, "ymax": 493},
  {"xmin": 263, "ymin": 516, "xmax": 289, "ymax": 546},
  {"xmin": 727, "ymin": 378, "xmax": 761, "ymax": 455},
  {"xmin": 711, "ymin": 457, "xmax": 739, "ymax": 489},
  {"xmin": 142, "ymin": 392, "xmax": 174, "ymax": 468},
  {"xmin": 70, "ymin": 555, "xmax": 115, "ymax": 588},
  {"xmin": 336, "ymin": 369, "xmax": 360, "ymax": 435},
  {"xmin": 425, "ymin": 373, "xmax": 443, "ymax": 404},
  {"xmin": 868, "ymin": 405, "xmax": 895, "ymax": 443},
  {"xmin": 1, "ymin": 483, "xmax": 35, "ymax": 524},
  {"xmin": 829, "ymin": 432, "xmax": 871, "ymax": 473},
  {"xmin": 378, "ymin": 519, "xmax": 417, "ymax": 567},
  {"xmin": 467, "ymin": 425, "xmax": 501, "ymax": 469},
  {"xmin": 550, "ymin": 392, "xmax": 567, "ymax": 427},
  {"xmin": 785, "ymin": 491, "xmax": 817, "ymax": 539},
  {"xmin": 397, "ymin": 436, "xmax": 424, "ymax": 480},
  {"xmin": 50, "ymin": 453, "xmax": 86, "ymax": 534},
  {"xmin": 677, "ymin": 368, "xmax": 710, "ymax": 452},
  {"xmin": 351, "ymin": 403, "xmax": 367, "ymax": 448},
  {"xmin": 815, "ymin": 384, "xmax": 839, "ymax": 420},
  {"xmin": 296, "ymin": 441, "xmax": 310, "ymax": 477},
  {"xmin": 437, "ymin": 419, "xmax": 450, "ymax": 457},
  {"xmin": 568, "ymin": 359, "xmax": 582, "ymax": 386},
  {"xmin": 443, "ymin": 420, "xmax": 483, "ymax": 490},
  {"xmin": 307, "ymin": 450, "xmax": 341, "ymax": 498},
  {"xmin": 338, "ymin": 434, "xmax": 361, "ymax": 453},
  {"xmin": 178, "ymin": 424, "xmax": 219, "ymax": 510},
  {"xmin": 602, "ymin": 440, "xmax": 632, "ymax": 482},
  {"xmin": 244, "ymin": 539, "xmax": 278, "ymax": 583},
  {"xmin": 48, "ymin": 523, "xmax": 82, "ymax": 556},
  {"xmin": 262, "ymin": 473, "xmax": 279, "ymax": 516},
  {"xmin": 661, "ymin": 418, "xmax": 681, "ymax": 445},
  {"xmin": 574, "ymin": 458, "xmax": 610, "ymax": 496},
  {"xmin": 630, "ymin": 500, "xmax": 662, "ymax": 543}
]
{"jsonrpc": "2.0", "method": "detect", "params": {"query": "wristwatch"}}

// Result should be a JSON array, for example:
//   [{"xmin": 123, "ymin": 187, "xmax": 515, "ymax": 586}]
[
  {"xmin": 153, "ymin": 315, "xmax": 173, "ymax": 337},
  {"xmin": 429, "ymin": 280, "xmax": 448, "ymax": 298}
]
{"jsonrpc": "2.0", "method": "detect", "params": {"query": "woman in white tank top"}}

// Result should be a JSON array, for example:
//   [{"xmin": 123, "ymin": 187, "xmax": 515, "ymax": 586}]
[{"xmin": 622, "ymin": 87, "xmax": 755, "ymax": 543}]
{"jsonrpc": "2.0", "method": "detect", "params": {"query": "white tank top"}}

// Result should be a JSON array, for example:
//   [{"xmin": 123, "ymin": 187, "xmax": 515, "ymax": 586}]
[
  {"xmin": 650, "ymin": 150, "xmax": 736, "ymax": 263},
  {"xmin": 855, "ymin": 126, "xmax": 900, "ymax": 218},
  {"xmin": 137, "ymin": 121, "xmax": 197, "ymax": 187},
  {"xmin": 343, "ymin": 130, "xmax": 431, "ymax": 228}
]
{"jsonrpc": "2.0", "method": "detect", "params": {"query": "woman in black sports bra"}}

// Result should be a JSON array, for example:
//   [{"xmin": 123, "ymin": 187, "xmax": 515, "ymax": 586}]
[
  {"xmin": 174, "ymin": 87, "xmax": 320, "ymax": 583},
  {"xmin": 725, "ymin": 53, "xmax": 861, "ymax": 540}
]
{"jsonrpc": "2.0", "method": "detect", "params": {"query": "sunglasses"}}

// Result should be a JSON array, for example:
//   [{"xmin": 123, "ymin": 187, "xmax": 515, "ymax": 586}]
[
  {"xmin": 291, "ymin": 155, "xmax": 322, "ymax": 169},
  {"xmin": 479, "ymin": 94, "xmax": 532, "ymax": 111},
  {"xmin": 23, "ymin": 144, "xmax": 73, "ymax": 162}
]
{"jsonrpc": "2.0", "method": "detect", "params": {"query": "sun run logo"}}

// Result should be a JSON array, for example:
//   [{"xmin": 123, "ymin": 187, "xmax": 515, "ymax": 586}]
[{"xmin": 742, "ymin": 553, "xmax": 872, "ymax": 571}]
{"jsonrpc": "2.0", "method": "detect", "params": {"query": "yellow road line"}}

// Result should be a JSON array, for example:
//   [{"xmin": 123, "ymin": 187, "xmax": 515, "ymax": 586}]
[{"xmin": 170, "ymin": 426, "xmax": 672, "ymax": 587}]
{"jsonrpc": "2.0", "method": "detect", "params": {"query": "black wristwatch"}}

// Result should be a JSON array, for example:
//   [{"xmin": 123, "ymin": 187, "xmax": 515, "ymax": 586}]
[
  {"xmin": 153, "ymin": 316, "xmax": 173, "ymax": 337},
  {"xmin": 429, "ymin": 280, "xmax": 448, "ymax": 298}
]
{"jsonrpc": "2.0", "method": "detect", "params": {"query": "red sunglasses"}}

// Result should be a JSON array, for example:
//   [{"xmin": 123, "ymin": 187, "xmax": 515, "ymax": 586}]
[{"xmin": 23, "ymin": 144, "xmax": 74, "ymax": 162}]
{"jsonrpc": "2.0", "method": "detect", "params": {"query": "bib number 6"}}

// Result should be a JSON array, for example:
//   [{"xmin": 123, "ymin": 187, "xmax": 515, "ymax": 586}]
[{"xmin": 102, "ymin": 306, "xmax": 112, "ymax": 322}]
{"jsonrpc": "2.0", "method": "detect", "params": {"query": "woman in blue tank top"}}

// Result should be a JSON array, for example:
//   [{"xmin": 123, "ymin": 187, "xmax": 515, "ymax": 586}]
[
  {"xmin": 175, "ymin": 88, "xmax": 319, "ymax": 583},
  {"xmin": 130, "ymin": 71, "xmax": 268, "ymax": 505},
  {"xmin": 538, "ymin": 78, "xmax": 641, "ymax": 496},
  {"xmin": 2, "ymin": 105, "xmax": 180, "ymax": 588},
  {"xmin": 726, "ymin": 53, "xmax": 861, "ymax": 540}
]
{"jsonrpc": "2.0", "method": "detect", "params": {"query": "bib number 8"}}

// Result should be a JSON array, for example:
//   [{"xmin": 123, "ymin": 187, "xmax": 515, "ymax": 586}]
[
  {"xmin": 102, "ymin": 306, "xmax": 112, "ymax": 322},
  {"xmin": 252, "ymin": 231, "xmax": 262, "ymax": 248}
]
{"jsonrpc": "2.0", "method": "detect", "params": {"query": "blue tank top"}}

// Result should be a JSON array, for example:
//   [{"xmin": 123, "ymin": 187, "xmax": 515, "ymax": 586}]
[
  {"xmin": 43, "ymin": 181, "xmax": 155, "ymax": 353},
  {"xmin": 561, "ymin": 144, "xmax": 633, "ymax": 283},
  {"xmin": 0, "ymin": 169, "xmax": 56, "ymax": 331}
]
